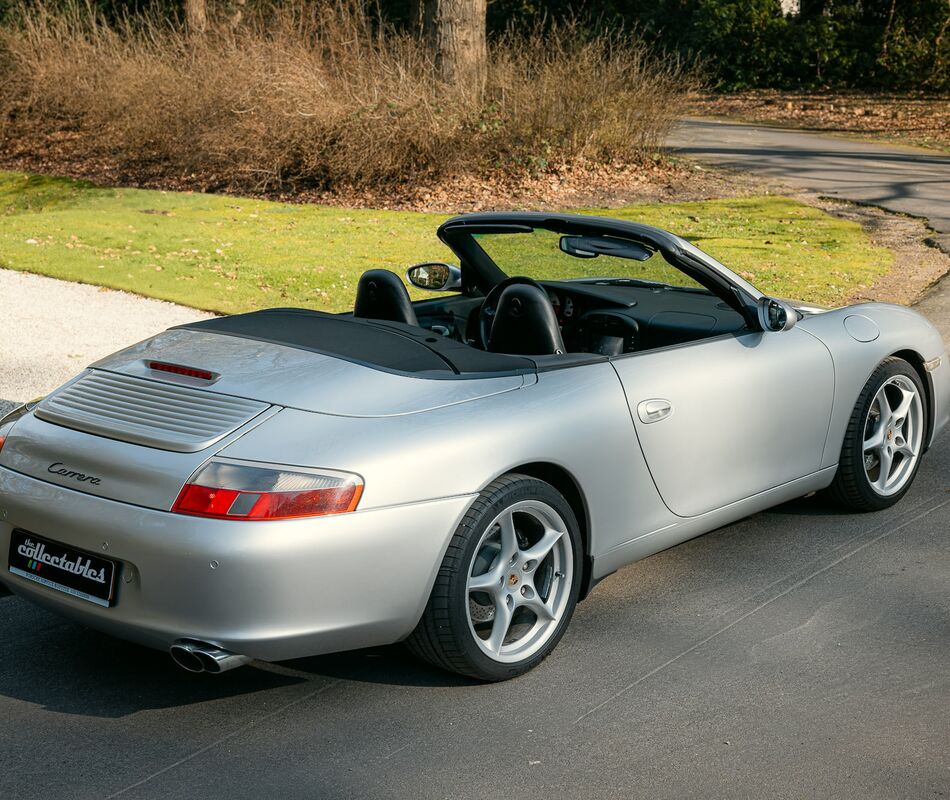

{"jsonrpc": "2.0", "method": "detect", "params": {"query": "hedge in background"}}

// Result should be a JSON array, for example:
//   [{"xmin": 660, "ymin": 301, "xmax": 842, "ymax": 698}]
[
  {"xmin": 489, "ymin": 0, "xmax": 950, "ymax": 91},
  {"xmin": 0, "ymin": 2, "xmax": 693, "ymax": 190}
]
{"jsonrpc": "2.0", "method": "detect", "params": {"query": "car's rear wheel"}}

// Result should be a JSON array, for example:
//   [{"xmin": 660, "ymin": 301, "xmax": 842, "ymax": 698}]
[
  {"xmin": 828, "ymin": 357, "xmax": 927, "ymax": 511},
  {"xmin": 406, "ymin": 474, "xmax": 582, "ymax": 681}
]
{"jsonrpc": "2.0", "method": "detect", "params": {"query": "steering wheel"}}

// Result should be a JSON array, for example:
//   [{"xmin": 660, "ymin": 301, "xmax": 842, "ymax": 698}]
[{"xmin": 477, "ymin": 276, "xmax": 550, "ymax": 350}]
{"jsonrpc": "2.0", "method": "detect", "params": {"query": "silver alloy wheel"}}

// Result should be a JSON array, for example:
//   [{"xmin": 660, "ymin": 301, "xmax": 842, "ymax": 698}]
[
  {"xmin": 862, "ymin": 374, "xmax": 924, "ymax": 496},
  {"xmin": 466, "ymin": 500, "xmax": 574, "ymax": 663}
]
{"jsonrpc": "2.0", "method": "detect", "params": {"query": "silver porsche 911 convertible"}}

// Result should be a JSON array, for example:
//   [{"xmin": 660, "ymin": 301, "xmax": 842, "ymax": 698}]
[{"xmin": 1, "ymin": 212, "xmax": 947, "ymax": 680}]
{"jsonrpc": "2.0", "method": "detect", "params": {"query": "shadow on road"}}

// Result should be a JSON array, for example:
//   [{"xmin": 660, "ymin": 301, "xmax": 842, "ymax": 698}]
[
  {"xmin": 0, "ymin": 611, "xmax": 304, "ymax": 717},
  {"xmin": 279, "ymin": 645, "xmax": 478, "ymax": 688},
  {"xmin": 668, "ymin": 120, "xmax": 950, "ymax": 234},
  {"xmin": 0, "ymin": 600, "xmax": 477, "ymax": 719},
  {"xmin": 680, "ymin": 144, "xmax": 950, "ymax": 169},
  {"xmin": 758, "ymin": 493, "xmax": 842, "ymax": 516}
]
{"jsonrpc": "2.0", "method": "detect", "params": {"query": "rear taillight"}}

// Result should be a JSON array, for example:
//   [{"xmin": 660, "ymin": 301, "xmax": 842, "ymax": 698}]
[
  {"xmin": 0, "ymin": 397, "xmax": 43, "ymax": 454},
  {"xmin": 172, "ymin": 459, "xmax": 363, "ymax": 521}
]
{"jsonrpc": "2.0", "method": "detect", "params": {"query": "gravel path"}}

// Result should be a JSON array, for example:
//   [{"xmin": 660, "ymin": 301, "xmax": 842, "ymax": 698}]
[{"xmin": 0, "ymin": 269, "xmax": 213, "ymax": 412}]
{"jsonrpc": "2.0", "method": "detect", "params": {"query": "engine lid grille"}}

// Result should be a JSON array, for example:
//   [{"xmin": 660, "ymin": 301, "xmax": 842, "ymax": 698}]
[{"xmin": 35, "ymin": 370, "xmax": 269, "ymax": 452}]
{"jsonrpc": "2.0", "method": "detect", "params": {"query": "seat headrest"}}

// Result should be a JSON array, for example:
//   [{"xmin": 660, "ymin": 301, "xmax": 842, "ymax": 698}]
[
  {"xmin": 488, "ymin": 283, "xmax": 565, "ymax": 356},
  {"xmin": 353, "ymin": 269, "xmax": 418, "ymax": 327}
]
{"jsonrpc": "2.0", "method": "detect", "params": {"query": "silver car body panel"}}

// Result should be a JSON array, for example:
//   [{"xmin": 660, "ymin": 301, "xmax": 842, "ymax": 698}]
[
  {"xmin": 93, "ymin": 329, "xmax": 528, "ymax": 416},
  {"xmin": 594, "ymin": 466, "xmax": 839, "ymax": 577},
  {"xmin": 0, "ymin": 406, "xmax": 280, "ymax": 509},
  {"xmin": 1, "ymin": 216, "xmax": 948, "ymax": 663},
  {"xmin": 35, "ymin": 369, "xmax": 269, "ymax": 452},
  {"xmin": 794, "ymin": 303, "xmax": 949, "ymax": 464},
  {"xmin": 0, "ymin": 466, "xmax": 473, "ymax": 660},
  {"xmin": 611, "ymin": 327, "xmax": 835, "ymax": 517}
]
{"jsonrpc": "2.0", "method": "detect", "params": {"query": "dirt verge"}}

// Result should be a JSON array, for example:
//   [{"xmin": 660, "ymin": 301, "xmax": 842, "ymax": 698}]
[
  {"xmin": 800, "ymin": 195, "xmax": 950, "ymax": 306},
  {"xmin": 0, "ymin": 127, "xmax": 753, "ymax": 212}
]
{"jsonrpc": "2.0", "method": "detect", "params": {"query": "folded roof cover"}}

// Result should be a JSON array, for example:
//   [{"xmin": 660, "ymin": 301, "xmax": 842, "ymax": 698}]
[{"xmin": 178, "ymin": 308, "xmax": 536, "ymax": 378}]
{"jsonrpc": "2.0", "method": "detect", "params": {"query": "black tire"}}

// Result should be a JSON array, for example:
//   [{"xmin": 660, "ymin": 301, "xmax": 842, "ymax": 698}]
[
  {"xmin": 406, "ymin": 474, "xmax": 583, "ymax": 681},
  {"xmin": 827, "ymin": 356, "xmax": 927, "ymax": 512}
]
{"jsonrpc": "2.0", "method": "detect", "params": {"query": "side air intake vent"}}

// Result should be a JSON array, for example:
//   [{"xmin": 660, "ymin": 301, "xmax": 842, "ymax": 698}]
[{"xmin": 35, "ymin": 371, "xmax": 268, "ymax": 452}]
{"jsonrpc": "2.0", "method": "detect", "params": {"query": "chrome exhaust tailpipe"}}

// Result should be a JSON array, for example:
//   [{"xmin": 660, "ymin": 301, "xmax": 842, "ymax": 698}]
[
  {"xmin": 170, "ymin": 640, "xmax": 205, "ymax": 673},
  {"xmin": 170, "ymin": 639, "xmax": 250, "ymax": 674},
  {"xmin": 194, "ymin": 646, "xmax": 251, "ymax": 674}
]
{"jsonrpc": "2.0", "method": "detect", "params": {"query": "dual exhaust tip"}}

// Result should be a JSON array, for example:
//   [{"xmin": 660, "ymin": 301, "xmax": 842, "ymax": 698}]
[{"xmin": 170, "ymin": 638, "xmax": 249, "ymax": 674}]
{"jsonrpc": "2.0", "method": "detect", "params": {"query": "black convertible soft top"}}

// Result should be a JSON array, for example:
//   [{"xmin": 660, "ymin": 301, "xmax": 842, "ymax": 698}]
[{"xmin": 177, "ymin": 308, "xmax": 537, "ymax": 378}]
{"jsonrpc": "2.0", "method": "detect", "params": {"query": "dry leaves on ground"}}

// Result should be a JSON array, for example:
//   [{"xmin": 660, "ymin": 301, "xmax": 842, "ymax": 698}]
[{"xmin": 0, "ymin": 126, "xmax": 754, "ymax": 213}]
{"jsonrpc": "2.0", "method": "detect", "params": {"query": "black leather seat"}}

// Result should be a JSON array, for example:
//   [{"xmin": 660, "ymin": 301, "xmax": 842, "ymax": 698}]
[
  {"xmin": 488, "ymin": 283, "xmax": 565, "ymax": 356},
  {"xmin": 353, "ymin": 269, "xmax": 418, "ymax": 326}
]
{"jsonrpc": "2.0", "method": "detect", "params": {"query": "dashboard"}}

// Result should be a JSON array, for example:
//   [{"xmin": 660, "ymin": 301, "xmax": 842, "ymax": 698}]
[
  {"xmin": 543, "ymin": 281, "xmax": 748, "ymax": 355},
  {"xmin": 547, "ymin": 289, "xmax": 575, "ymax": 325},
  {"xmin": 417, "ymin": 280, "xmax": 748, "ymax": 357}
]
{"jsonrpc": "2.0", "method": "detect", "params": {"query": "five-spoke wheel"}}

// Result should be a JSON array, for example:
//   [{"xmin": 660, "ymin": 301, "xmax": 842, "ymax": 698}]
[
  {"xmin": 830, "ymin": 357, "xmax": 927, "ymax": 511},
  {"xmin": 466, "ymin": 500, "xmax": 574, "ymax": 663},
  {"xmin": 407, "ymin": 475, "xmax": 582, "ymax": 680},
  {"xmin": 861, "ymin": 374, "xmax": 924, "ymax": 496}
]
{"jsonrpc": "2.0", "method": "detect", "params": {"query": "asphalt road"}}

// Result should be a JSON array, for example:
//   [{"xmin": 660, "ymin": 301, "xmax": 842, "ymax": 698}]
[
  {"xmin": 1, "ymin": 433, "xmax": 948, "ymax": 799},
  {"xmin": 669, "ymin": 118, "xmax": 950, "ymax": 242}
]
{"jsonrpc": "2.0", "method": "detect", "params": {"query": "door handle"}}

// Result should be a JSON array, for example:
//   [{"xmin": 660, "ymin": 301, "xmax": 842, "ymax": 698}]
[{"xmin": 637, "ymin": 398, "xmax": 673, "ymax": 424}]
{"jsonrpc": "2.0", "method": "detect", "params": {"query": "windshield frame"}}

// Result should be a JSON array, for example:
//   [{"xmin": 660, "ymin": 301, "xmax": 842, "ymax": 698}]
[{"xmin": 437, "ymin": 212, "xmax": 762, "ymax": 325}]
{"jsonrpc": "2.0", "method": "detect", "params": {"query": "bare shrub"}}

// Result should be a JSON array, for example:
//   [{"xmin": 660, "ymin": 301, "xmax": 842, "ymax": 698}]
[{"xmin": 0, "ymin": 1, "xmax": 695, "ymax": 190}]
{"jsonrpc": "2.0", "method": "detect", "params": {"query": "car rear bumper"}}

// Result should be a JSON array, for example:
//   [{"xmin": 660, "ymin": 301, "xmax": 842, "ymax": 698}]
[{"xmin": 0, "ymin": 466, "xmax": 473, "ymax": 661}]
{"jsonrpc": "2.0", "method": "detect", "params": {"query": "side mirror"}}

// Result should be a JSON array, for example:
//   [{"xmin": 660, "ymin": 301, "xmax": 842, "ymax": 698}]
[
  {"xmin": 757, "ymin": 297, "xmax": 797, "ymax": 332},
  {"xmin": 406, "ymin": 262, "xmax": 462, "ymax": 291}
]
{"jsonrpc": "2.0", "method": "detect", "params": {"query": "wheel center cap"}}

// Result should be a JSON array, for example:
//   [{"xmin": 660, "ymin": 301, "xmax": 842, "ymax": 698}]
[
  {"xmin": 887, "ymin": 429, "xmax": 893, "ymax": 441},
  {"xmin": 508, "ymin": 573, "xmax": 519, "ymax": 587}
]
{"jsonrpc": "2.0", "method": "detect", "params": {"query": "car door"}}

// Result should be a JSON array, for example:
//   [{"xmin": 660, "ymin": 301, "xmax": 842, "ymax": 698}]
[{"xmin": 611, "ymin": 327, "xmax": 835, "ymax": 518}]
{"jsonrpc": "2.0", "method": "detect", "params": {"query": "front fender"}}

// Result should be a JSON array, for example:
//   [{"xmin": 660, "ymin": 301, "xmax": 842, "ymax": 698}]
[{"xmin": 798, "ymin": 303, "xmax": 949, "ymax": 466}]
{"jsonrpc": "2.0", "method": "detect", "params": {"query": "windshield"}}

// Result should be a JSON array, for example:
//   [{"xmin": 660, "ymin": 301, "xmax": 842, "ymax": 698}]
[{"xmin": 472, "ymin": 229, "xmax": 708, "ymax": 292}]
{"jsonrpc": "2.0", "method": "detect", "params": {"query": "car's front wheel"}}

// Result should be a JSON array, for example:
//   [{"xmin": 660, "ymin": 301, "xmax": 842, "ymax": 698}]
[
  {"xmin": 829, "ymin": 356, "xmax": 927, "ymax": 511},
  {"xmin": 407, "ymin": 474, "xmax": 582, "ymax": 681}
]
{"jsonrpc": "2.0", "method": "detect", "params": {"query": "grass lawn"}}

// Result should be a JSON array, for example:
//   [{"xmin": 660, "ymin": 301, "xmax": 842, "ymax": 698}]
[{"xmin": 0, "ymin": 172, "xmax": 892, "ymax": 314}]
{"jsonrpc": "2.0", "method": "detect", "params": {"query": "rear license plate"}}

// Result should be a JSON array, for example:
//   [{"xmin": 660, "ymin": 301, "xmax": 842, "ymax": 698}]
[{"xmin": 8, "ymin": 529, "xmax": 116, "ymax": 607}]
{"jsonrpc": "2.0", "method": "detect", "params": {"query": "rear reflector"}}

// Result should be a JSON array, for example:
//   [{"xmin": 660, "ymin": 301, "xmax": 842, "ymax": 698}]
[
  {"xmin": 172, "ymin": 459, "xmax": 363, "ymax": 520},
  {"xmin": 148, "ymin": 361, "xmax": 216, "ymax": 381}
]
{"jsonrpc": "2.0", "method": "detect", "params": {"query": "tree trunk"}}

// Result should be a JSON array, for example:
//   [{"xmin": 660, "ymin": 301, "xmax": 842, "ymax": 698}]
[
  {"xmin": 423, "ymin": 0, "xmax": 487, "ymax": 90},
  {"xmin": 409, "ymin": 0, "xmax": 425, "ymax": 35},
  {"xmin": 798, "ymin": 0, "xmax": 826, "ymax": 19},
  {"xmin": 184, "ymin": 0, "xmax": 208, "ymax": 34},
  {"xmin": 880, "ymin": 0, "xmax": 898, "ymax": 67}
]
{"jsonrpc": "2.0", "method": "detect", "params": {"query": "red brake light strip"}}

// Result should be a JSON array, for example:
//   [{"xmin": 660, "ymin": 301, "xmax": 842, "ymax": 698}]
[{"xmin": 148, "ymin": 361, "xmax": 215, "ymax": 381}]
